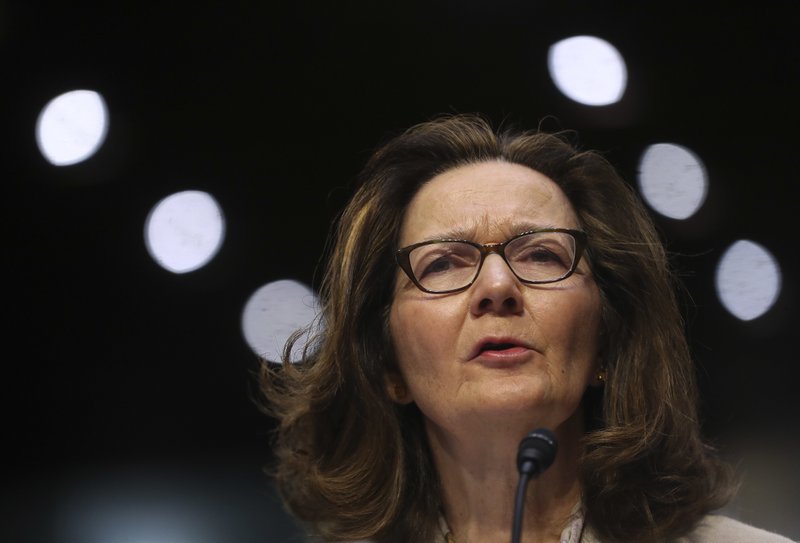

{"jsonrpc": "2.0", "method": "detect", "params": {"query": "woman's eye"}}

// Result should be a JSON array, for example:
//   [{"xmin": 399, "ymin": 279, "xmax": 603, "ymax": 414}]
[
  {"xmin": 420, "ymin": 256, "xmax": 456, "ymax": 277},
  {"xmin": 523, "ymin": 247, "xmax": 566, "ymax": 267},
  {"xmin": 532, "ymin": 249, "xmax": 559, "ymax": 261},
  {"xmin": 416, "ymin": 247, "xmax": 476, "ymax": 278}
]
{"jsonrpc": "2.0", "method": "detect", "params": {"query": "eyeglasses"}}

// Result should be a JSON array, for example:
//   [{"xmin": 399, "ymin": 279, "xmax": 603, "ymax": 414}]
[{"xmin": 395, "ymin": 228, "xmax": 587, "ymax": 294}]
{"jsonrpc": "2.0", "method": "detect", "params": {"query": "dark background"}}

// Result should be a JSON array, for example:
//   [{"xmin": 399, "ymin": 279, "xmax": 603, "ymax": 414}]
[{"xmin": 3, "ymin": 2, "xmax": 798, "ymax": 542}]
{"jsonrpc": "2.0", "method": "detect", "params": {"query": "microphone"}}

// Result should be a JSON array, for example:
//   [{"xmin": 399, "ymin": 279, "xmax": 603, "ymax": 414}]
[{"xmin": 511, "ymin": 428, "xmax": 558, "ymax": 543}]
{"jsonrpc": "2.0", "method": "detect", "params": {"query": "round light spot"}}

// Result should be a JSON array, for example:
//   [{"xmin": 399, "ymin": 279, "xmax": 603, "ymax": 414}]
[
  {"xmin": 547, "ymin": 35, "xmax": 627, "ymax": 106},
  {"xmin": 36, "ymin": 89, "xmax": 109, "ymax": 166},
  {"xmin": 241, "ymin": 279, "xmax": 321, "ymax": 363},
  {"xmin": 637, "ymin": 143, "xmax": 708, "ymax": 220},
  {"xmin": 53, "ymin": 469, "xmax": 303, "ymax": 543},
  {"xmin": 715, "ymin": 240, "xmax": 781, "ymax": 321},
  {"xmin": 144, "ymin": 190, "xmax": 225, "ymax": 274}
]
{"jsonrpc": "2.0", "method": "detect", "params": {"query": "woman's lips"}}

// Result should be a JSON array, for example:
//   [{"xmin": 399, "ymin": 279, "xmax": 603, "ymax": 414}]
[
  {"xmin": 474, "ymin": 345, "xmax": 533, "ymax": 367},
  {"xmin": 468, "ymin": 338, "xmax": 535, "ymax": 362}
]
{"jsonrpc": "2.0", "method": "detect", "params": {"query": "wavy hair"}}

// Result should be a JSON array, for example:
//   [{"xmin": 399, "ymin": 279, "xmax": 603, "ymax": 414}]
[{"xmin": 259, "ymin": 113, "xmax": 734, "ymax": 542}]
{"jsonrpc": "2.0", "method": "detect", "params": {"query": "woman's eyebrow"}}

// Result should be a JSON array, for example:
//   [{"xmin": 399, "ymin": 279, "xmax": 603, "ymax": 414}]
[
  {"xmin": 507, "ymin": 222, "xmax": 560, "ymax": 234},
  {"xmin": 420, "ymin": 226, "xmax": 478, "ymax": 241},
  {"xmin": 423, "ymin": 222, "xmax": 559, "ymax": 242},
  {"xmin": 415, "ymin": 221, "xmax": 572, "ymax": 242}
]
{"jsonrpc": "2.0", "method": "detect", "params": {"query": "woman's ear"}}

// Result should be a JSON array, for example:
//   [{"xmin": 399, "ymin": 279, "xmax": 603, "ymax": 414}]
[{"xmin": 385, "ymin": 372, "xmax": 414, "ymax": 404}]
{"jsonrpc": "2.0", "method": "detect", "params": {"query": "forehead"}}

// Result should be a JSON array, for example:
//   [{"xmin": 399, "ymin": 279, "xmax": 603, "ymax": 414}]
[{"xmin": 399, "ymin": 161, "xmax": 579, "ymax": 244}]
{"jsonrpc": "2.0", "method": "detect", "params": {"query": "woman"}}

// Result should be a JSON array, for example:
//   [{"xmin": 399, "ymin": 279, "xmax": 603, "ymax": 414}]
[{"xmin": 260, "ymin": 114, "xmax": 792, "ymax": 542}]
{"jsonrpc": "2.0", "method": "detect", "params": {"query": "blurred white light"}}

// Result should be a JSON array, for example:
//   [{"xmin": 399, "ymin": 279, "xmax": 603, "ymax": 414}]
[
  {"xmin": 638, "ymin": 143, "xmax": 708, "ymax": 219},
  {"xmin": 241, "ymin": 279, "xmax": 321, "ymax": 363},
  {"xmin": 54, "ymin": 469, "xmax": 293, "ymax": 543},
  {"xmin": 144, "ymin": 190, "xmax": 225, "ymax": 274},
  {"xmin": 36, "ymin": 89, "xmax": 109, "ymax": 166},
  {"xmin": 547, "ymin": 35, "xmax": 627, "ymax": 106},
  {"xmin": 715, "ymin": 240, "xmax": 781, "ymax": 321},
  {"xmin": 57, "ymin": 480, "xmax": 207, "ymax": 543}
]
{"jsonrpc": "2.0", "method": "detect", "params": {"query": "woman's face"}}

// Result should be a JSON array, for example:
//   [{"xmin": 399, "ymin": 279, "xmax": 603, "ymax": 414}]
[{"xmin": 388, "ymin": 161, "xmax": 602, "ymax": 435}]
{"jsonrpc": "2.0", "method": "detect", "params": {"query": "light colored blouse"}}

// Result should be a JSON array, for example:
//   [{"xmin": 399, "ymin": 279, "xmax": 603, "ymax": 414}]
[{"xmin": 434, "ymin": 510, "xmax": 795, "ymax": 543}]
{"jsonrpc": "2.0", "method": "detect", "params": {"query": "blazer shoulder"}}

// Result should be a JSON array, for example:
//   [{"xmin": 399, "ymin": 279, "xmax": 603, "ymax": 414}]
[{"xmin": 680, "ymin": 515, "xmax": 795, "ymax": 543}]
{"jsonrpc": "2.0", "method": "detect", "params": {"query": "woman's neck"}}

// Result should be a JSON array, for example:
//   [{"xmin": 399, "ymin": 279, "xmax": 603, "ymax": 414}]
[{"xmin": 427, "ymin": 413, "xmax": 584, "ymax": 543}]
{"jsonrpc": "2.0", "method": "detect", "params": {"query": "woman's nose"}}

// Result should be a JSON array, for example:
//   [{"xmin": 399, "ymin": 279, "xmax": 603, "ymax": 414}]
[{"xmin": 469, "ymin": 253, "xmax": 524, "ymax": 316}]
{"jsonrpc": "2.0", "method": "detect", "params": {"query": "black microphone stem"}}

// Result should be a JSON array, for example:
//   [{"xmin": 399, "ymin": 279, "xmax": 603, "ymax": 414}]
[{"xmin": 511, "ymin": 470, "xmax": 532, "ymax": 543}]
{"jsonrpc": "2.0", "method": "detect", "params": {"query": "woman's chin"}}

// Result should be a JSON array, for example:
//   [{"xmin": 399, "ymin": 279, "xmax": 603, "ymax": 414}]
[{"xmin": 466, "ymin": 376, "xmax": 549, "ymax": 406}]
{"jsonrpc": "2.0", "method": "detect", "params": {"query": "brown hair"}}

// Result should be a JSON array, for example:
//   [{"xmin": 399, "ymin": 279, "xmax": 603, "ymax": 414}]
[{"xmin": 259, "ymin": 113, "xmax": 734, "ymax": 542}]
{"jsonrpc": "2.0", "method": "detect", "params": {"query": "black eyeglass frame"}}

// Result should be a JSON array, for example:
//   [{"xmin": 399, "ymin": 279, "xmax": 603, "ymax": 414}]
[{"xmin": 395, "ymin": 228, "xmax": 588, "ymax": 294}]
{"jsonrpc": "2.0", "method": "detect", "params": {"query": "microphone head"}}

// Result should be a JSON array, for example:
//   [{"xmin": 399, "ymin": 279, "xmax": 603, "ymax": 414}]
[{"xmin": 516, "ymin": 428, "xmax": 558, "ymax": 477}]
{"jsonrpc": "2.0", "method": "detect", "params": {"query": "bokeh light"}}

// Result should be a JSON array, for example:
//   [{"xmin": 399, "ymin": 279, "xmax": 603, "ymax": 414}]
[
  {"xmin": 241, "ymin": 279, "xmax": 321, "ymax": 363},
  {"xmin": 638, "ymin": 143, "xmax": 708, "ymax": 220},
  {"xmin": 547, "ymin": 35, "xmax": 627, "ymax": 106},
  {"xmin": 144, "ymin": 190, "xmax": 226, "ymax": 274},
  {"xmin": 36, "ymin": 89, "xmax": 109, "ymax": 166},
  {"xmin": 715, "ymin": 240, "xmax": 781, "ymax": 321},
  {"xmin": 53, "ymin": 468, "xmax": 303, "ymax": 543}
]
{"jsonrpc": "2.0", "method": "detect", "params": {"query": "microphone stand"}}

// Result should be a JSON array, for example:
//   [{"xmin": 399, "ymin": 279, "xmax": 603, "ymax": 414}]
[{"xmin": 511, "ymin": 428, "xmax": 558, "ymax": 543}]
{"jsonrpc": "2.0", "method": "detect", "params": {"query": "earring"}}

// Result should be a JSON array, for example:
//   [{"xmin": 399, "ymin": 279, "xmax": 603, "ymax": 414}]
[
  {"xmin": 392, "ymin": 382, "xmax": 407, "ymax": 401},
  {"xmin": 596, "ymin": 368, "xmax": 608, "ymax": 383}
]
